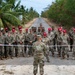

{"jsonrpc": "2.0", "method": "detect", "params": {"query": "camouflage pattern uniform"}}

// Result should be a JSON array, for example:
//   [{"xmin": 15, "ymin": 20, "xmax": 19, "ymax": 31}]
[
  {"xmin": 16, "ymin": 32, "xmax": 25, "ymax": 57},
  {"xmin": 38, "ymin": 25, "xmax": 45, "ymax": 36},
  {"xmin": 38, "ymin": 27, "xmax": 43, "ymax": 36},
  {"xmin": 57, "ymin": 31, "xmax": 63, "ymax": 57},
  {"xmin": 11, "ymin": 32, "xmax": 17, "ymax": 57},
  {"xmin": 0, "ymin": 32, "xmax": 4, "ymax": 59},
  {"xmin": 72, "ymin": 32, "xmax": 75, "ymax": 59},
  {"xmin": 4, "ymin": 32, "xmax": 9, "ymax": 58},
  {"xmin": 68, "ymin": 29, "xmax": 74, "ymax": 51},
  {"xmin": 6, "ymin": 32, "xmax": 14, "ymax": 58},
  {"xmin": 42, "ymin": 37, "xmax": 50, "ymax": 62},
  {"xmin": 33, "ymin": 40, "xmax": 47, "ymax": 75},
  {"xmin": 27, "ymin": 31, "xmax": 35, "ymax": 56},
  {"xmin": 23, "ymin": 32, "xmax": 29, "ymax": 55},
  {"xmin": 48, "ymin": 31, "xmax": 55, "ymax": 57},
  {"xmin": 61, "ymin": 34, "xmax": 69, "ymax": 59}
]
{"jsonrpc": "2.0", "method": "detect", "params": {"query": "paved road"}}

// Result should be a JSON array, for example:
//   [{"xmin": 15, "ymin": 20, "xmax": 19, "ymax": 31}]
[
  {"xmin": 29, "ymin": 18, "xmax": 50, "ymax": 33},
  {"xmin": 0, "ymin": 18, "xmax": 75, "ymax": 65},
  {"xmin": 0, "ymin": 18, "xmax": 75, "ymax": 75}
]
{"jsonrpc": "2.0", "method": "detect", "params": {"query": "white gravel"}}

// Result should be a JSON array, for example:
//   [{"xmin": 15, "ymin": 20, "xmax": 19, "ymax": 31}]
[{"xmin": 0, "ymin": 65, "xmax": 75, "ymax": 75}]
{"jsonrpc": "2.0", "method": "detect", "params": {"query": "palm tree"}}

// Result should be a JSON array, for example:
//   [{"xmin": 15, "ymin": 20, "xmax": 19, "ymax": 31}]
[{"xmin": 0, "ymin": 0, "xmax": 21, "ymax": 28}]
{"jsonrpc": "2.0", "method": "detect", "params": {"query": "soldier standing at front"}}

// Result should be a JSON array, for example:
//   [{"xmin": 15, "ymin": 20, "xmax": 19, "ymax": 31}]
[{"xmin": 33, "ymin": 35, "xmax": 48, "ymax": 75}]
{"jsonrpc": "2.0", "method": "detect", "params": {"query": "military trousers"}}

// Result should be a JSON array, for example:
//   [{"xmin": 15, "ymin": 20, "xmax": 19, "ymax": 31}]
[
  {"xmin": 18, "ymin": 43, "xmax": 25, "ymax": 57},
  {"xmin": 0, "ymin": 46, "xmax": 4, "ymax": 58},
  {"xmin": 33, "ymin": 58, "xmax": 44, "ymax": 75},
  {"xmin": 7, "ymin": 46, "xmax": 14, "ymax": 58},
  {"xmin": 61, "ymin": 44, "xmax": 69, "ymax": 59}
]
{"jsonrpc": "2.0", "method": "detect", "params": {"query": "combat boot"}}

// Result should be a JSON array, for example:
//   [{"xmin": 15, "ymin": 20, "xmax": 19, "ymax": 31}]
[
  {"xmin": 34, "ymin": 74, "xmax": 36, "ymax": 75},
  {"xmin": 47, "ymin": 60, "xmax": 50, "ymax": 63}
]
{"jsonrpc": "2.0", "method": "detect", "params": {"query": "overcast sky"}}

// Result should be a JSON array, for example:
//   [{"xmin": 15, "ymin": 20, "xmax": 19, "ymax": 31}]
[{"xmin": 20, "ymin": 0, "xmax": 55, "ymax": 14}]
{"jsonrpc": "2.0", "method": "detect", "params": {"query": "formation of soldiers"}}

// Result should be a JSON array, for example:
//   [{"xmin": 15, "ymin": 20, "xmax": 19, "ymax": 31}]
[{"xmin": 0, "ymin": 24, "xmax": 75, "ymax": 61}]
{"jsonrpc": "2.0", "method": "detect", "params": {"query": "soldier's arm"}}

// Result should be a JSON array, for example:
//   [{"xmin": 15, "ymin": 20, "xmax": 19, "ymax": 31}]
[
  {"xmin": 5, "ymin": 36, "xmax": 9, "ymax": 44},
  {"xmin": 2, "ymin": 36, "xmax": 5, "ymax": 44},
  {"xmin": 32, "ymin": 43, "xmax": 36, "ymax": 55},
  {"xmin": 16, "ymin": 34, "xmax": 20, "ymax": 42},
  {"xmin": 43, "ymin": 43, "xmax": 47, "ymax": 56},
  {"xmin": 21, "ymin": 34, "xmax": 25, "ymax": 43},
  {"xmin": 26, "ymin": 34, "xmax": 30, "ymax": 42},
  {"xmin": 11, "ymin": 36, "xmax": 14, "ymax": 44},
  {"xmin": 67, "ymin": 34, "xmax": 70, "ymax": 43},
  {"xmin": 32, "ymin": 35, "xmax": 35, "ymax": 43}
]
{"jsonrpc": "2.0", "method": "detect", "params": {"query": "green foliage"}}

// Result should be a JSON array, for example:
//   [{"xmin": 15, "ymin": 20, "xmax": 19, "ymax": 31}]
[
  {"xmin": 21, "ymin": 6, "xmax": 39, "ymax": 24},
  {"xmin": 41, "ymin": 0, "xmax": 75, "ymax": 28},
  {"xmin": 0, "ymin": 0, "xmax": 39, "ymax": 28}
]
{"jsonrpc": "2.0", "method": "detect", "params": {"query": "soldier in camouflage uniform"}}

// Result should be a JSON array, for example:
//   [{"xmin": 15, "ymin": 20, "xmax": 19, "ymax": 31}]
[
  {"xmin": 68, "ymin": 28, "xmax": 74, "ymax": 51},
  {"xmin": 51, "ymin": 26, "xmax": 57, "ymax": 50},
  {"xmin": 38, "ymin": 24, "xmax": 45, "ymax": 36},
  {"xmin": 61, "ymin": 30, "xmax": 69, "ymax": 59},
  {"xmin": 23, "ymin": 28, "xmax": 29, "ymax": 56},
  {"xmin": 5, "ymin": 31, "xmax": 14, "ymax": 58},
  {"xmin": 33, "ymin": 35, "xmax": 48, "ymax": 75},
  {"xmin": 42, "ymin": 32, "xmax": 50, "ymax": 62},
  {"xmin": 11, "ymin": 27, "xmax": 18, "ymax": 57},
  {"xmin": 57, "ymin": 28, "xmax": 63, "ymax": 57},
  {"xmin": 16, "ymin": 28, "xmax": 25, "ymax": 57},
  {"xmin": 48, "ymin": 28, "xmax": 55, "ymax": 57},
  {"xmin": 27, "ymin": 29, "xmax": 35, "ymax": 56},
  {"xmin": 72, "ymin": 28, "xmax": 75, "ymax": 59},
  {"xmin": 4, "ymin": 28, "xmax": 9, "ymax": 58},
  {"xmin": 0, "ymin": 31, "xmax": 4, "ymax": 60}
]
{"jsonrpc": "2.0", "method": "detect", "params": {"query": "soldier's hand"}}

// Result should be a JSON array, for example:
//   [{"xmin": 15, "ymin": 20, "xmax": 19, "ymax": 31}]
[
  {"xmin": 9, "ymin": 43, "xmax": 11, "ymax": 46},
  {"xmin": 0, "ymin": 44, "xmax": 2, "ymax": 46},
  {"xmin": 30, "ymin": 41, "xmax": 32, "ymax": 43},
  {"xmin": 20, "ymin": 42, "xmax": 23, "ymax": 44}
]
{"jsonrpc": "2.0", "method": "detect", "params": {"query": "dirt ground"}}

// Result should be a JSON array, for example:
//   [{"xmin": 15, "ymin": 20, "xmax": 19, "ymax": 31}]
[{"xmin": 22, "ymin": 18, "xmax": 37, "ymax": 32}]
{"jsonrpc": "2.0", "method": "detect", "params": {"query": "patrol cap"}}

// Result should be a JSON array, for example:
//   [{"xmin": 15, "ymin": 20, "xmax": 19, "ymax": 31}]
[
  {"xmin": 12, "ymin": 27, "xmax": 15, "ymax": 32},
  {"xmin": 25, "ymin": 28, "xmax": 28, "ymax": 31},
  {"xmin": 63, "ymin": 29, "xmax": 66, "ymax": 33},
  {"xmin": 58, "ymin": 27, "xmax": 62, "ymax": 32},
  {"xmin": 37, "ymin": 35, "xmax": 42, "ymax": 39},
  {"xmin": 5, "ymin": 27, "xmax": 8, "ymax": 30},
  {"xmin": 73, "ymin": 28, "xmax": 75, "ymax": 32},
  {"xmin": 48, "ymin": 28, "xmax": 52, "ymax": 31},
  {"xmin": 5, "ymin": 27, "xmax": 8, "ymax": 32},
  {"xmin": 18, "ymin": 25, "xmax": 22, "ymax": 30},
  {"xmin": 43, "ymin": 32, "xmax": 47, "ymax": 37}
]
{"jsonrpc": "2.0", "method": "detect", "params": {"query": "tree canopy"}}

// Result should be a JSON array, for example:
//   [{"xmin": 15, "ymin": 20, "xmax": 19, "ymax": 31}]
[
  {"xmin": 41, "ymin": 0, "xmax": 75, "ymax": 28},
  {"xmin": 0, "ymin": 0, "xmax": 39, "ymax": 28}
]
